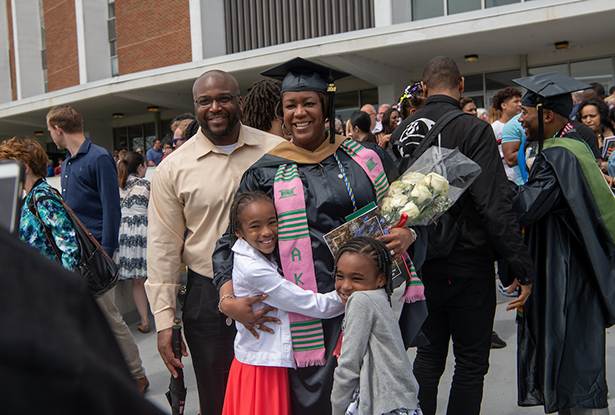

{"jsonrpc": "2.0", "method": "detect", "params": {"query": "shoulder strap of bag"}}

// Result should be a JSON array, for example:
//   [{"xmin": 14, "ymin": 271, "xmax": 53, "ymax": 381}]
[
  {"xmin": 28, "ymin": 193, "xmax": 63, "ymax": 264},
  {"xmin": 120, "ymin": 181, "xmax": 137, "ymax": 208},
  {"xmin": 46, "ymin": 187, "xmax": 116, "ymax": 264},
  {"xmin": 407, "ymin": 109, "xmax": 469, "ymax": 167}
]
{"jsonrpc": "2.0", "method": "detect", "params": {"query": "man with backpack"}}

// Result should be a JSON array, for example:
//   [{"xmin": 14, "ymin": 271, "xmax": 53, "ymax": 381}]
[{"xmin": 389, "ymin": 56, "xmax": 536, "ymax": 415}]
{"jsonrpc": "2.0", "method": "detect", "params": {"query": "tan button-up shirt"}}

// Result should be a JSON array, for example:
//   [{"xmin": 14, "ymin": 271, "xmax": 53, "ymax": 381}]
[{"xmin": 145, "ymin": 125, "xmax": 284, "ymax": 331}]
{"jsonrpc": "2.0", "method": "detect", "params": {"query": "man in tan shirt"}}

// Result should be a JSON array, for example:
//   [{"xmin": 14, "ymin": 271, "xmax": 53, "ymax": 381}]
[{"xmin": 145, "ymin": 70, "xmax": 283, "ymax": 414}]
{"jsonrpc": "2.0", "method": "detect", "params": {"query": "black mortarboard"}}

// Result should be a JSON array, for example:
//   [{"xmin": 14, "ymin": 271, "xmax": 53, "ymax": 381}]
[
  {"xmin": 512, "ymin": 72, "xmax": 592, "ymax": 118},
  {"xmin": 512, "ymin": 72, "xmax": 592, "ymax": 153},
  {"xmin": 261, "ymin": 57, "xmax": 351, "ymax": 142}
]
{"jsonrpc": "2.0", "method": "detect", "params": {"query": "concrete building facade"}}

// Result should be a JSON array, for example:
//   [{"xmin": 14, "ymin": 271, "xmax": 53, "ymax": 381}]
[{"xmin": 0, "ymin": 0, "xmax": 613, "ymax": 154}]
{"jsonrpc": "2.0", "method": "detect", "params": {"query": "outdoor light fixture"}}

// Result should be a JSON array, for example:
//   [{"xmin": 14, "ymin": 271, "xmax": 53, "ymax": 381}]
[
  {"xmin": 147, "ymin": 106, "xmax": 159, "ymax": 112},
  {"xmin": 554, "ymin": 41, "xmax": 569, "ymax": 50},
  {"xmin": 33, "ymin": 131, "xmax": 43, "ymax": 136},
  {"xmin": 113, "ymin": 113, "xmax": 124, "ymax": 118},
  {"xmin": 465, "ymin": 54, "xmax": 479, "ymax": 62}
]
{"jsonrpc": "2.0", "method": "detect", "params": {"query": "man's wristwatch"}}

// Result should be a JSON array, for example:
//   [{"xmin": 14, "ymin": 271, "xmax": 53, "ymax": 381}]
[{"xmin": 409, "ymin": 227, "xmax": 417, "ymax": 245}]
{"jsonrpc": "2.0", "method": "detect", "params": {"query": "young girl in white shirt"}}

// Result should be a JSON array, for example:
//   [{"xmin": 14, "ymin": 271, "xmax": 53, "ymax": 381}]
[
  {"xmin": 222, "ymin": 191, "xmax": 344, "ymax": 415},
  {"xmin": 331, "ymin": 236, "xmax": 422, "ymax": 415}
]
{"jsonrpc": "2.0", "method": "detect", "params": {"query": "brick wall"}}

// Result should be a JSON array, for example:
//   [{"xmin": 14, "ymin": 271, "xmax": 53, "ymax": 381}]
[
  {"xmin": 116, "ymin": 0, "xmax": 192, "ymax": 75},
  {"xmin": 43, "ymin": 0, "xmax": 79, "ymax": 91},
  {"xmin": 5, "ymin": 0, "xmax": 16, "ymax": 100}
]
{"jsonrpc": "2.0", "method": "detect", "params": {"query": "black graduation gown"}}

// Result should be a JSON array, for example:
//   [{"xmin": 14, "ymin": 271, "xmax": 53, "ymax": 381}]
[
  {"xmin": 512, "ymin": 138, "xmax": 615, "ymax": 413},
  {"xmin": 213, "ymin": 138, "xmax": 407, "ymax": 415}
]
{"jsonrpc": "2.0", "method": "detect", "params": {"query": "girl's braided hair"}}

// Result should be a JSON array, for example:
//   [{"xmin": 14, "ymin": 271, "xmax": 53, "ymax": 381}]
[
  {"xmin": 332, "ymin": 236, "xmax": 394, "ymax": 302},
  {"xmin": 228, "ymin": 190, "xmax": 275, "ymax": 247}
]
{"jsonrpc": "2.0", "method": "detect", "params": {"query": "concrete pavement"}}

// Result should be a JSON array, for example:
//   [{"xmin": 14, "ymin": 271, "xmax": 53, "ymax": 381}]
[{"xmin": 127, "ymin": 287, "xmax": 614, "ymax": 415}]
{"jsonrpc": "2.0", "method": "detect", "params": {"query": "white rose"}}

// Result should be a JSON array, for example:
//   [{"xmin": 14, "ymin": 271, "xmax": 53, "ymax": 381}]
[
  {"xmin": 388, "ymin": 181, "xmax": 408, "ymax": 195},
  {"xmin": 410, "ymin": 184, "xmax": 432, "ymax": 205},
  {"xmin": 381, "ymin": 197, "xmax": 393, "ymax": 213},
  {"xmin": 390, "ymin": 193, "xmax": 408, "ymax": 208},
  {"xmin": 401, "ymin": 172, "xmax": 425, "ymax": 185},
  {"xmin": 399, "ymin": 201, "xmax": 420, "ymax": 219},
  {"xmin": 427, "ymin": 173, "xmax": 449, "ymax": 196}
]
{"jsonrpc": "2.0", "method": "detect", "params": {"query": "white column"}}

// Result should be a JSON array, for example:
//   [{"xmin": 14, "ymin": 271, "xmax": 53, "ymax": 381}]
[
  {"xmin": 199, "ymin": 0, "xmax": 226, "ymax": 59},
  {"xmin": 75, "ymin": 0, "xmax": 111, "ymax": 84},
  {"xmin": 75, "ymin": 0, "xmax": 87, "ymax": 84},
  {"xmin": 0, "ymin": 2, "xmax": 12, "ymax": 103},
  {"xmin": 10, "ymin": 0, "xmax": 45, "ymax": 99},
  {"xmin": 374, "ymin": 0, "xmax": 393, "ymax": 27},
  {"xmin": 189, "ymin": 0, "xmax": 203, "ymax": 61}
]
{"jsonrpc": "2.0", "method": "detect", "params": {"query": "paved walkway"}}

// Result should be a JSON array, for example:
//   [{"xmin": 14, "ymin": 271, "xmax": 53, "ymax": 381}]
[{"xmin": 131, "ymin": 289, "xmax": 614, "ymax": 415}]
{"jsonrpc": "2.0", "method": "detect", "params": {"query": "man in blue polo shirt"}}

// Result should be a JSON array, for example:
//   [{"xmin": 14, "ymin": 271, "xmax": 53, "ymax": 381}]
[
  {"xmin": 46, "ymin": 105, "xmax": 149, "ymax": 393},
  {"xmin": 146, "ymin": 138, "xmax": 163, "ymax": 166}
]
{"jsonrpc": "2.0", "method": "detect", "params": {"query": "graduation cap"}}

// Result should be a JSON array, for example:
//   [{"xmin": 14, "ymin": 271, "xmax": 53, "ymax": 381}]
[
  {"xmin": 512, "ymin": 72, "xmax": 592, "ymax": 153},
  {"xmin": 261, "ymin": 57, "xmax": 351, "ymax": 143}
]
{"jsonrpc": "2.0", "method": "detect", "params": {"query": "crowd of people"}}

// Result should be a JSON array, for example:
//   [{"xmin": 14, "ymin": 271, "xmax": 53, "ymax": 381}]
[{"xmin": 1, "ymin": 55, "xmax": 614, "ymax": 415}]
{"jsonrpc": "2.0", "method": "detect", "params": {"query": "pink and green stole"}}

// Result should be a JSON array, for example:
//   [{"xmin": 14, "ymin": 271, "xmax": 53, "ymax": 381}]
[{"xmin": 274, "ymin": 139, "xmax": 393, "ymax": 367}]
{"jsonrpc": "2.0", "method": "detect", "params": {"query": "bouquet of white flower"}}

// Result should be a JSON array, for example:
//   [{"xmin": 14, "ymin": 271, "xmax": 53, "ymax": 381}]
[{"xmin": 380, "ymin": 146, "xmax": 481, "ymax": 227}]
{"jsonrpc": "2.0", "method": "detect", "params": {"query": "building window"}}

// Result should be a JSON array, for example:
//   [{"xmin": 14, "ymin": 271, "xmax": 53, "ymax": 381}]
[
  {"xmin": 485, "ymin": 0, "xmax": 519, "ymax": 7},
  {"xmin": 113, "ymin": 123, "xmax": 156, "ymax": 152},
  {"xmin": 39, "ymin": 0, "xmax": 47, "ymax": 92},
  {"xmin": 449, "ymin": 0, "xmax": 482, "ymax": 15},
  {"xmin": 108, "ymin": 0, "xmax": 118, "ymax": 76},
  {"xmin": 410, "ymin": 0, "xmax": 528, "ymax": 20},
  {"xmin": 412, "ymin": 0, "xmax": 444, "ymax": 20},
  {"xmin": 529, "ymin": 57, "xmax": 615, "ymax": 95},
  {"xmin": 460, "ymin": 69, "xmax": 521, "ymax": 109}
]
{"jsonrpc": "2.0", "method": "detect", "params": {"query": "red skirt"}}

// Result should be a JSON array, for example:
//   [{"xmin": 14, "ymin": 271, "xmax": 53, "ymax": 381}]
[{"xmin": 222, "ymin": 357, "xmax": 292, "ymax": 415}]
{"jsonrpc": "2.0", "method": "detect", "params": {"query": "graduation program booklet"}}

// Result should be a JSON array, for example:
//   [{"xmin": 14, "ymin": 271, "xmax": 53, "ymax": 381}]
[
  {"xmin": 602, "ymin": 136, "xmax": 615, "ymax": 159},
  {"xmin": 323, "ymin": 202, "xmax": 410, "ymax": 288}
]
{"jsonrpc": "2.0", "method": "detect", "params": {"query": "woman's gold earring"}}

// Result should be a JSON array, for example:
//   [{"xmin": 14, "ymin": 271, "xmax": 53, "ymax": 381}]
[{"xmin": 282, "ymin": 123, "xmax": 291, "ymax": 137}]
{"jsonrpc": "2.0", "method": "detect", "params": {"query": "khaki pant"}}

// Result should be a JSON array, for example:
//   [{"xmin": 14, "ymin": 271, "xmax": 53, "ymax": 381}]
[{"xmin": 96, "ymin": 287, "xmax": 146, "ymax": 379}]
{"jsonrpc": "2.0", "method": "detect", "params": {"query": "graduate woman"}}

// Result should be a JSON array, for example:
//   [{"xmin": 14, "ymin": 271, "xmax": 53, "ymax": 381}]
[{"xmin": 213, "ymin": 57, "xmax": 416, "ymax": 415}]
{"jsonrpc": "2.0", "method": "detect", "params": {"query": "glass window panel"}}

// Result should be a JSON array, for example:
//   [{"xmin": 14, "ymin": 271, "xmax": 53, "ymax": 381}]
[
  {"xmin": 486, "ymin": 0, "xmax": 519, "ymax": 7},
  {"xmin": 485, "ymin": 69, "xmax": 521, "ymax": 93},
  {"xmin": 570, "ymin": 58, "xmax": 614, "ymax": 92},
  {"xmin": 448, "ymin": 0, "xmax": 481, "ymax": 15},
  {"xmin": 109, "ymin": 40, "xmax": 117, "ymax": 57},
  {"xmin": 111, "ymin": 57, "xmax": 118, "ymax": 77},
  {"xmin": 113, "ymin": 127, "xmax": 128, "ymax": 150},
  {"xmin": 143, "ymin": 123, "xmax": 156, "ymax": 146},
  {"xmin": 412, "ymin": 0, "xmax": 444, "ymax": 21},
  {"xmin": 462, "ymin": 74, "xmax": 484, "ymax": 95},
  {"xmin": 129, "ymin": 125, "xmax": 144, "ymax": 151},
  {"xmin": 108, "ymin": 19, "xmax": 116, "ymax": 41},
  {"xmin": 108, "ymin": 1, "xmax": 115, "ymax": 18},
  {"xmin": 359, "ymin": 88, "xmax": 378, "ymax": 107},
  {"xmin": 132, "ymin": 137, "xmax": 144, "ymax": 152},
  {"xmin": 528, "ymin": 63, "xmax": 569, "ymax": 76},
  {"xmin": 460, "ymin": 94, "xmax": 484, "ymax": 109},
  {"xmin": 336, "ymin": 91, "xmax": 359, "ymax": 111}
]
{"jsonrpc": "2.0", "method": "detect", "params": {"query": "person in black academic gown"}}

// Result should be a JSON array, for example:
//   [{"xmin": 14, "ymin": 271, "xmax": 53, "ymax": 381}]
[
  {"xmin": 212, "ymin": 57, "xmax": 419, "ymax": 415},
  {"xmin": 511, "ymin": 72, "xmax": 615, "ymax": 415}
]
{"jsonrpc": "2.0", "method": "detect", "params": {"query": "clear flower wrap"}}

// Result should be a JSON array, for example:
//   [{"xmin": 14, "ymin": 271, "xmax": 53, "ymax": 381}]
[{"xmin": 380, "ymin": 146, "xmax": 482, "ymax": 227}]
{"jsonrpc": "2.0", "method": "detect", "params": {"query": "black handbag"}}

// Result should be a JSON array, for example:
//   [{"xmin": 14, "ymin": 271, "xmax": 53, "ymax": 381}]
[
  {"xmin": 404, "ymin": 109, "xmax": 472, "ymax": 260},
  {"xmin": 28, "ymin": 187, "xmax": 118, "ymax": 298}
]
